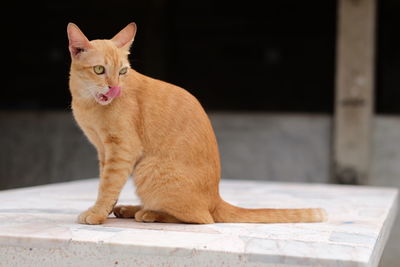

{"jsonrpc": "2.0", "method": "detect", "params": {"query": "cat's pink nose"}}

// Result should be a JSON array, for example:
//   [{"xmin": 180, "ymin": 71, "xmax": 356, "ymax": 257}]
[{"xmin": 108, "ymin": 86, "xmax": 121, "ymax": 91}]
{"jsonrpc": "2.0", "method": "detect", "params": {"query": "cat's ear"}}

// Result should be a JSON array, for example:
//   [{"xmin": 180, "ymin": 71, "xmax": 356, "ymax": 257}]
[
  {"xmin": 67, "ymin": 23, "xmax": 92, "ymax": 57},
  {"xmin": 111, "ymin": 22, "xmax": 137, "ymax": 51}
]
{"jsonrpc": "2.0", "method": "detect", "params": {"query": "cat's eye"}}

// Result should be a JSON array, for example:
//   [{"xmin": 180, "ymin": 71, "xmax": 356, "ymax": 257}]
[
  {"xmin": 93, "ymin": 65, "xmax": 105, "ymax": 75},
  {"xmin": 119, "ymin": 67, "xmax": 128, "ymax": 75}
]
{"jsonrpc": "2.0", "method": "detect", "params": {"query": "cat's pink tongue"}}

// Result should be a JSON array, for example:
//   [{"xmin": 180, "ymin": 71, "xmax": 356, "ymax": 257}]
[{"xmin": 105, "ymin": 86, "xmax": 121, "ymax": 98}]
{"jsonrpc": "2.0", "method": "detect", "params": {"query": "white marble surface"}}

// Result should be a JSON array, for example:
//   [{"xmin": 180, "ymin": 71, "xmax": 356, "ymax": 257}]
[{"xmin": 0, "ymin": 179, "xmax": 397, "ymax": 267}]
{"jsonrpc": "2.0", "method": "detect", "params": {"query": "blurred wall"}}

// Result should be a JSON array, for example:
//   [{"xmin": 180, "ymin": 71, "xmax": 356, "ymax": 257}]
[{"xmin": 2, "ymin": 111, "xmax": 399, "ymax": 188}]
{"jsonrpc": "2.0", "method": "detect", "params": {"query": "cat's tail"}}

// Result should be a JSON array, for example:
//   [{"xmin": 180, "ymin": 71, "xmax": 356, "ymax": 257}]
[{"xmin": 212, "ymin": 199, "xmax": 327, "ymax": 223}]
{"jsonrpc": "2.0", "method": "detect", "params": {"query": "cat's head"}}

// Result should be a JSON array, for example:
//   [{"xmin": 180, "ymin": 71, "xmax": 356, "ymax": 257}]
[{"xmin": 67, "ymin": 23, "xmax": 136, "ymax": 105}]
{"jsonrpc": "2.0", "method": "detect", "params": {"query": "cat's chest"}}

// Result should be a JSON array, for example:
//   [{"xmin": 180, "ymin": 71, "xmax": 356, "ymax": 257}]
[{"xmin": 72, "ymin": 103, "xmax": 117, "ymax": 132}]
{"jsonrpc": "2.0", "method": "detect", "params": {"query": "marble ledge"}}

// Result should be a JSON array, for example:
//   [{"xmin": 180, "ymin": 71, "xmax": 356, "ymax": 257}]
[{"xmin": 0, "ymin": 178, "xmax": 397, "ymax": 267}]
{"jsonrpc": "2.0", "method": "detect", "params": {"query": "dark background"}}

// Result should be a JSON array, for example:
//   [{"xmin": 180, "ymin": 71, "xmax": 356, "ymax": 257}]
[{"xmin": 0, "ymin": 0, "xmax": 399, "ymax": 113}]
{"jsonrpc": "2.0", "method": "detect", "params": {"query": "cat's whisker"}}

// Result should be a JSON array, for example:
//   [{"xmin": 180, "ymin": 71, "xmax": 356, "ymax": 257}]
[{"xmin": 78, "ymin": 84, "xmax": 106, "ymax": 99}]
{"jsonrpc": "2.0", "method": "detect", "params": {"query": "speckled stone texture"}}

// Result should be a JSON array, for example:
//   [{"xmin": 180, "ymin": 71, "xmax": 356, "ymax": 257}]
[{"xmin": 0, "ymin": 179, "xmax": 397, "ymax": 266}]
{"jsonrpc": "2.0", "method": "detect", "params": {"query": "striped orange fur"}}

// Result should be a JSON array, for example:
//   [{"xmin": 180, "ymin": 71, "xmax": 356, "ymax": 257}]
[{"xmin": 67, "ymin": 22, "xmax": 327, "ymax": 225}]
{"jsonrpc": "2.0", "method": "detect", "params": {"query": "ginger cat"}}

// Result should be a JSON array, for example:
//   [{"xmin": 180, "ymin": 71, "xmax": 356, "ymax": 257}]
[{"xmin": 67, "ymin": 22, "xmax": 326, "ymax": 225}]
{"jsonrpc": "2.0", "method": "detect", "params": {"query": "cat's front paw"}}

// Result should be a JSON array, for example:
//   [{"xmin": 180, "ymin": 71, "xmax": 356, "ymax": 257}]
[{"xmin": 78, "ymin": 208, "xmax": 108, "ymax": 225}]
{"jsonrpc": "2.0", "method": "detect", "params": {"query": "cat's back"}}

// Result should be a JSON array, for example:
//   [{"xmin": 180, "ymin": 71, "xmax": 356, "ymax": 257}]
[
  {"xmin": 136, "ymin": 72, "xmax": 209, "ymax": 121},
  {"xmin": 134, "ymin": 72, "xmax": 218, "ymax": 153}
]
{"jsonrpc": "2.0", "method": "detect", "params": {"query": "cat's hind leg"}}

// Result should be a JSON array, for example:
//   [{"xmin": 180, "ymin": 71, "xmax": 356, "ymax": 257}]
[
  {"xmin": 113, "ymin": 205, "xmax": 142, "ymax": 218},
  {"xmin": 134, "ymin": 161, "xmax": 215, "ymax": 224},
  {"xmin": 134, "ymin": 209, "xmax": 181, "ymax": 223},
  {"xmin": 113, "ymin": 205, "xmax": 181, "ymax": 223},
  {"xmin": 162, "ymin": 206, "xmax": 214, "ymax": 224}
]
